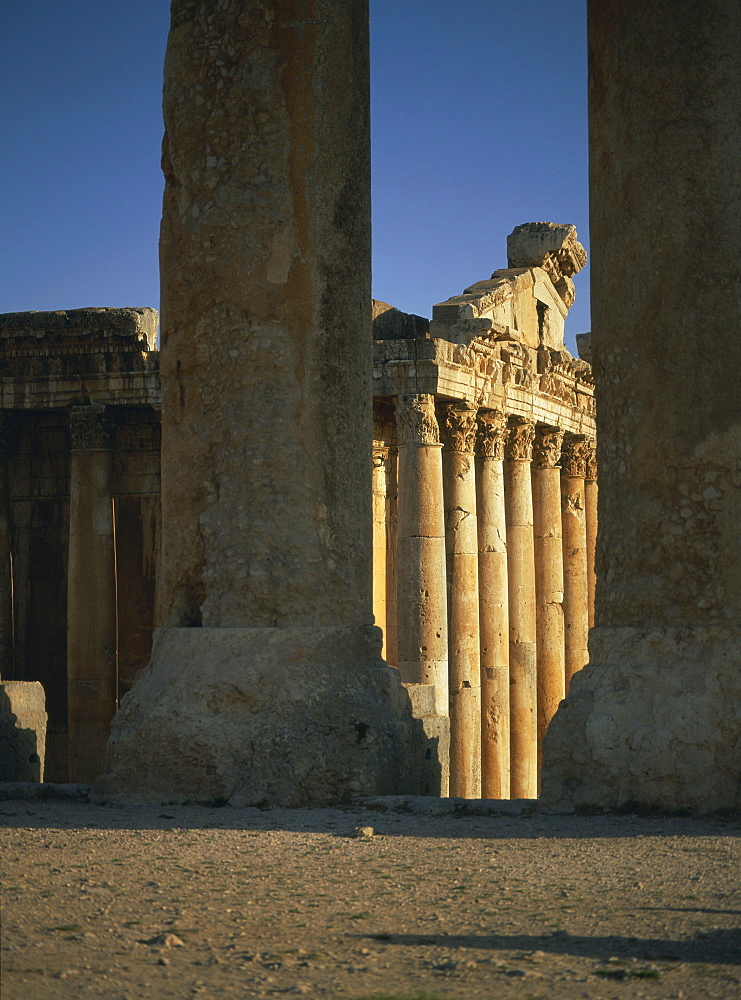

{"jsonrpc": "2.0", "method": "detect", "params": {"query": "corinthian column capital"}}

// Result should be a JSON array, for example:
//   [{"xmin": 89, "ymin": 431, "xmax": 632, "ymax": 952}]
[
  {"xmin": 505, "ymin": 417, "xmax": 535, "ymax": 462},
  {"xmin": 532, "ymin": 425, "xmax": 565, "ymax": 468},
  {"xmin": 394, "ymin": 394, "xmax": 440, "ymax": 446},
  {"xmin": 476, "ymin": 408, "xmax": 508, "ymax": 459},
  {"xmin": 585, "ymin": 440, "xmax": 598, "ymax": 481},
  {"xmin": 444, "ymin": 403, "xmax": 478, "ymax": 454},
  {"xmin": 561, "ymin": 434, "xmax": 590, "ymax": 477},
  {"xmin": 69, "ymin": 405, "xmax": 110, "ymax": 451}
]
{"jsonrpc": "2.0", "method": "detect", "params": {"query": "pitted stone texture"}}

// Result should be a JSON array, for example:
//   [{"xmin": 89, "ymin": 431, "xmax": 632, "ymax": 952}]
[
  {"xmin": 157, "ymin": 0, "xmax": 373, "ymax": 629},
  {"xmin": 0, "ymin": 681, "xmax": 47, "ymax": 782},
  {"xmin": 506, "ymin": 222, "xmax": 587, "ymax": 283},
  {"xmin": 96, "ymin": 626, "xmax": 439, "ymax": 806},
  {"xmin": 541, "ymin": 626, "xmax": 741, "ymax": 814}
]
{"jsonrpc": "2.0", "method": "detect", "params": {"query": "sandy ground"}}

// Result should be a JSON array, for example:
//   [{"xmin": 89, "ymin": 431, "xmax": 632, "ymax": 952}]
[{"xmin": 1, "ymin": 796, "xmax": 739, "ymax": 1000}]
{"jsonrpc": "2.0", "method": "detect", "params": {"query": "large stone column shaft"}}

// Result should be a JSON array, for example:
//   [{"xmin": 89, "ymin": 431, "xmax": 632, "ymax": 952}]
[
  {"xmin": 99, "ymin": 1, "xmax": 434, "ymax": 806},
  {"xmin": 531, "ymin": 427, "xmax": 565, "ymax": 781},
  {"xmin": 67, "ymin": 406, "xmax": 117, "ymax": 784},
  {"xmin": 372, "ymin": 446, "xmax": 389, "ymax": 659},
  {"xmin": 0, "ymin": 417, "xmax": 12, "ymax": 677},
  {"xmin": 504, "ymin": 418, "xmax": 538, "ymax": 799},
  {"xmin": 561, "ymin": 435, "xmax": 590, "ymax": 688},
  {"xmin": 542, "ymin": 0, "xmax": 741, "ymax": 813},
  {"xmin": 395, "ymin": 394, "xmax": 448, "ymax": 715},
  {"xmin": 443, "ymin": 403, "xmax": 481, "ymax": 798},
  {"xmin": 476, "ymin": 410, "xmax": 510, "ymax": 798}
]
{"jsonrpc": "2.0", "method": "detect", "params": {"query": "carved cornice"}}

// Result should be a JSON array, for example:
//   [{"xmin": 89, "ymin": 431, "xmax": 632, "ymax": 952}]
[
  {"xmin": 561, "ymin": 434, "xmax": 590, "ymax": 477},
  {"xmin": 505, "ymin": 417, "xmax": 535, "ymax": 462},
  {"xmin": 69, "ymin": 405, "xmax": 110, "ymax": 451},
  {"xmin": 395, "ymin": 393, "xmax": 440, "ymax": 446},
  {"xmin": 532, "ymin": 426, "xmax": 564, "ymax": 468},
  {"xmin": 585, "ymin": 440, "xmax": 598, "ymax": 481},
  {"xmin": 444, "ymin": 404, "xmax": 478, "ymax": 454},
  {"xmin": 476, "ymin": 409, "xmax": 508, "ymax": 459}
]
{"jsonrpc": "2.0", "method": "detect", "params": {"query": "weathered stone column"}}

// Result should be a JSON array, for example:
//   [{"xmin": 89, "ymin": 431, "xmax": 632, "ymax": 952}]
[
  {"xmin": 504, "ymin": 417, "xmax": 538, "ymax": 798},
  {"xmin": 531, "ymin": 426, "xmax": 565, "ymax": 782},
  {"xmin": 443, "ymin": 403, "xmax": 481, "ymax": 798},
  {"xmin": 372, "ymin": 446, "xmax": 389, "ymax": 660},
  {"xmin": 384, "ymin": 444, "xmax": 399, "ymax": 668},
  {"xmin": 543, "ymin": 0, "xmax": 741, "ymax": 813},
  {"xmin": 395, "ymin": 394, "xmax": 448, "ymax": 714},
  {"xmin": 476, "ymin": 409, "xmax": 510, "ymax": 798},
  {"xmin": 584, "ymin": 441, "xmax": 598, "ymax": 629},
  {"xmin": 98, "ymin": 0, "xmax": 433, "ymax": 805},
  {"xmin": 561, "ymin": 435, "xmax": 590, "ymax": 688},
  {"xmin": 67, "ymin": 405, "xmax": 117, "ymax": 784},
  {"xmin": 0, "ymin": 415, "xmax": 12, "ymax": 677}
]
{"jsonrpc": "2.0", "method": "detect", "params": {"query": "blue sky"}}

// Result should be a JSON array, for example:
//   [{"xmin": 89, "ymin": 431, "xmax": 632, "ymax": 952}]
[{"xmin": 0, "ymin": 1, "xmax": 589, "ymax": 353}]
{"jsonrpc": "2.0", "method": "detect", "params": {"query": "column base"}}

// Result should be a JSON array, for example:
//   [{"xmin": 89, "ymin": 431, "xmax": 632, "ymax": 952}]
[
  {"xmin": 541, "ymin": 626, "xmax": 741, "ymax": 814},
  {"xmin": 94, "ymin": 626, "xmax": 443, "ymax": 806}
]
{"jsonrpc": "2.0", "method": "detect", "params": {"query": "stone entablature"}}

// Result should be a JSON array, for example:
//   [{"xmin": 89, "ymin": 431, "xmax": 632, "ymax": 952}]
[{"xmin": 0, "ymin": 308, "xmax": 159, "ymax": 410}]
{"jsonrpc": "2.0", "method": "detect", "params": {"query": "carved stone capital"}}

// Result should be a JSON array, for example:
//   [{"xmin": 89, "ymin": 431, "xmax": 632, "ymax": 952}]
[
  {"xmin": 394, "ymin": 394, "xmax": 440, "ymax": 446},
  {"xmin": 476, "ymin": 408, "xmax": 508, "ymax": 459},
  {"xmin": 585, "ymin": 440, "xmax": 598, "ymax": 481},
  {"xmin": 372, "ymin": 448, "xmax": 388, "ymax": 469},
  {"xmin": 444, "ymin": 403, "xmax": 478, "ymax": 454},
  {"xmin": 561, "ymin": 434, "xmax": 590, "ymax": 477},
  {"xmin": 532, "ymin": 425, "xmax": 564, "ymax": 468},
  {"xmin": 69, "ymin": 405, "xmax": 110, "ymax": 451},
  {"xmin": 505, "ymin": 417, "xmax": 535, "ymax": 462}
]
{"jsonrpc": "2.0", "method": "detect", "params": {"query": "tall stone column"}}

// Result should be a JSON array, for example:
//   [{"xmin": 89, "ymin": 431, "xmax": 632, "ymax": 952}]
[
  {"xmin": 531, "ymin": 426, "xmax": 565, "ymax": 782},
  {"xmin": 543, "ymin": 0, "xmax": 741, "ymax": 813},
  {"xmin": 561, "ymin": 435, "xmax": 590, "ymax": 688},
  {"xmin": 67, "ymin": 405, "xmax": 117, "ymax": 784},
  {"xmin": 372, "ymin": 446, "xmax": 389, "ymax": 660},
  {"xmin": 504, "ymin": 417, "xmax": 538, "ymax": 798},
  {"xmin": 443, "ymin": 403, "xmax": 481, "ymax": 798},
  {"xmin": 476, "ymin": 409, "xmax": 510, "ymax": 798},
  {"xmin": 395, "ymin": 394, "xmax": 448, "ymax": 715},
  {"xmin": 384, "ymin": 445, "xmax": 399, "ymax": 668},
  {"xmin": 98, "ymin": 0, "xmax": 433, "ymax": 805},
  {"xmin": 0, "ymin": 415, "xmax": 13, "ymax": 678},
  {"xmin": 584, "ymin": 441, "xmax": 598, "ymax": 629}
]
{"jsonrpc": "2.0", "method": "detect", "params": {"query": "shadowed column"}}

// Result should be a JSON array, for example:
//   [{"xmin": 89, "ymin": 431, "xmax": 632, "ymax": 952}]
[
  {"xmin": 584, "ymin": 441, "xmax": 598, "ymax": 629},
  {"xmin": 561, "ymin": 435, "xmax": 590, "ymax": 688}
]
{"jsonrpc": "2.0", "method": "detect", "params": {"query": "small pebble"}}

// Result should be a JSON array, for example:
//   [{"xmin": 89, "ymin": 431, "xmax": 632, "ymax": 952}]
[{"xmin": 351, "ymin": 826, "xmax": 375, "ymax": 839}]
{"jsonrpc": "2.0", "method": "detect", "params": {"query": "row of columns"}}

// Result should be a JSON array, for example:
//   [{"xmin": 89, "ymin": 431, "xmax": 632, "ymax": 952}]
[{"xmin": 373, "ymin": 394, "xmax": 597, "ymax": 799}]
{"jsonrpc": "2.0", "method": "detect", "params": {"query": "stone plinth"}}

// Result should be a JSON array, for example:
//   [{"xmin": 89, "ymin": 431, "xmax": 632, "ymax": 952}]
[
  {"xmin": 98, "ymin": 0, "xmax": 435, "ymax": 803},
  {"xmin": 0, "ymin": 681, "xmax": 46, "ymax": 782},
  {"xmin": 542, "ymin": 0, "xmax": 740, "ymax": 813},
  {"xmin": 98, "ymin": 627, "xmax": 433, "ymax": 806}
]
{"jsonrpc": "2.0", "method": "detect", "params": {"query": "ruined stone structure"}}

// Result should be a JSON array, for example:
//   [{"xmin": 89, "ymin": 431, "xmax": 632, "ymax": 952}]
[{"xmin": 1, "ymin": 224, "xmax": 595, "ymax": 798}]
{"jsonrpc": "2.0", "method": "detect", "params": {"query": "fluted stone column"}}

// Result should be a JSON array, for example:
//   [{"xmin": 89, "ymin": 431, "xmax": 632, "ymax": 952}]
[
  {"xmin": 531, "ymin": 426, "xmax": 565, "ymax": 782},
  {"xmin": 67, "ymin": 405, "xmax": 117, "ymax": 784},
  {"xmin": 504, "ymin": 417, "xmax": 538, "ymax": 798},
  {"xmin": 543, "ymin": 0, "xmax": 741, "ymax": 813},
  {"xmin": 476, "ymin": 410, "xmax": 510, "ymax": 798},
  {"xmin": 384, "ymin": 445, "xmax": 399, "ymax": 668},
  {"xmin": 584, "ymin": 442, "xmax": 598, "ymax": 629},
  {"xmin": 561, "ymin": 435, "xmax": 590, "ymax": 688},
  {"xmin": 372, "ymin": 446, "xmax": 389, "ymax": 659},
  {"xmin": 98, "ymin": 0, "xmax": 433, "ymax": 806},
  {"xmin": 395, "ymin": 394, "xmax": 448, "ymax": 715},
  {"xmin": 443, "ymin": 403, "xmax": 481, "ymax": 798}
]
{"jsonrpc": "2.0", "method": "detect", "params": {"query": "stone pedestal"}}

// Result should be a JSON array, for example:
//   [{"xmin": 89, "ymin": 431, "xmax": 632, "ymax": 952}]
[
  {"xmin": 532, "ymin": 426, "xmax": 565, "ymax": 782},
  {"xmin": 67, "ymin": 406, "xmax": 117, "ymax": 784},
  {"xmin": 443, "ymin": 404, "xmax": 481, "ymax": 798},
  {"xmin": 504, "ymin": 417, "xmax": 538, "ymax": 798},
  {"xmin": 476, "ymin": 410, "xmax": 510, "ymax": 798},
  {"xmin": 542, "ymin": 0, "xmax": 741, "ymax": 813},
  {"xmin": 560, "ymin": 435, "xmax": 590, "ymax": 688},
  {"xmin": 395, "ymin": 394, "xmax": 448, "ymax": 715},
  {"xmin": 97, "ymin": 0, "xmax": 434, "ymax": 804}
]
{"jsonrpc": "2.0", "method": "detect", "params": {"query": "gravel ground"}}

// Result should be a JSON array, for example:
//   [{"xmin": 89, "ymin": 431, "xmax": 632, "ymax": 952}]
[{"xmin": 1, "ymin": 797, "xmax": 739, "ymax": 1000}]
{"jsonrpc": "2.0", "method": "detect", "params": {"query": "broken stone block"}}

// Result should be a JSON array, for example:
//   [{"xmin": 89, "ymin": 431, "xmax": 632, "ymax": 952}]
[{"xmin": 507, "ymin": 222, "xmax": 587, "ymax": 284}]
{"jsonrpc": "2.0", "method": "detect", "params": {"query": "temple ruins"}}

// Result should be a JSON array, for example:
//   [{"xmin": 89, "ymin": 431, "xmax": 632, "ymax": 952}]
[{"xmin": 1, "ymin": 0, "xmax": 738, "ymax": 812}]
